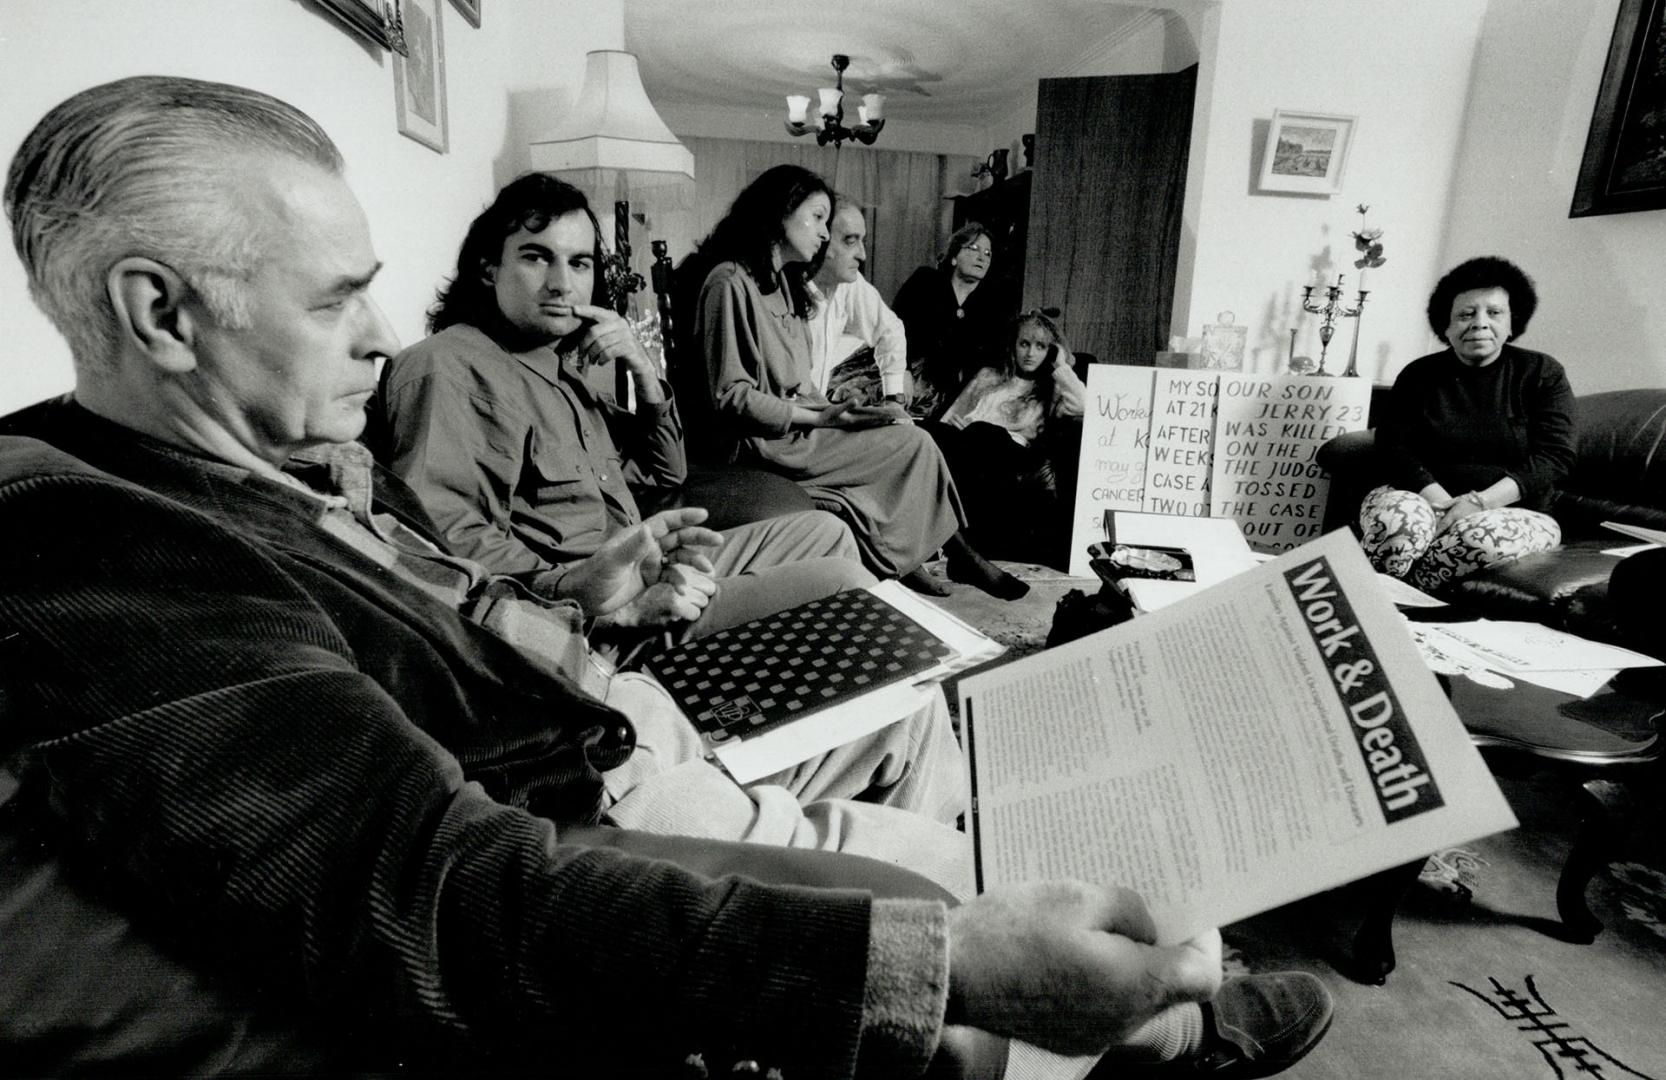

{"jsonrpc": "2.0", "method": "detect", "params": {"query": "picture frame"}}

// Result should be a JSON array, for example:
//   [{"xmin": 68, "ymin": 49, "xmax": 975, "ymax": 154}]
[
  {"xmin": 449, "ymin": 0, "xmax": 481, "ymax": 28},
  {"xmin": 1258, "ymin": 109, "xmax": 1357, "ymax": 195},
  {"xmin": 1570, "ymin": 0, "xmax": 1666, "ymax": 218},
  {"xmin": 393, "ymin": 0, "xmax": 448, "ymax": 153},
  {"xmin": 316, "ymin": 0, "xmax": 397, "ymax": 51}
]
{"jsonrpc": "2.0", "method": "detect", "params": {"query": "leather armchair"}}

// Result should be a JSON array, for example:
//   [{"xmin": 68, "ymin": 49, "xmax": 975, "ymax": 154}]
[{"xmin": 1316, "ymin": 388, "xmax": 1666, "ymax": 639}]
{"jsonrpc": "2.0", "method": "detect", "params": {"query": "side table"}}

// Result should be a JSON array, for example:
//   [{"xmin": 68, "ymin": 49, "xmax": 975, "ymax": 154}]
[{"xmin": 1345, "ymin": 674, "xmax": 1662, "ymax": 983}]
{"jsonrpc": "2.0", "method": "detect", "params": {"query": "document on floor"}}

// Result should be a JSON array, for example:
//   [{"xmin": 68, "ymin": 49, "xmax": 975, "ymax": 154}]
[{"xmin": 958, "ymin": 529, "xmax": 1519, "ymax": 946}]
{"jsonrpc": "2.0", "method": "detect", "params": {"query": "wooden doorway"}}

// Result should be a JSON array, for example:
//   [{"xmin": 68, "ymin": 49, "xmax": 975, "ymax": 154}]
[{"xmin": 1024, "ymin": 67, "xmax": 1197, "ymax": 365}]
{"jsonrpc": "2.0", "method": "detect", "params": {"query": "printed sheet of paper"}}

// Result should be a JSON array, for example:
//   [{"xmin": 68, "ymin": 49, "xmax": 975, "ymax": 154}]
[
  {"xmin": 959, "ymin": 530, "xmax": 1518, "ymax": 945},
  {"xmin": 1602, "ymin": 520, "xmax": 1666, "ymax": 546},
  {"xmin": 1068, "ymin": 365, "xmax": 1158, "ymax": 577},
  {"xmin": 1209, "ymin": 374, "xmax": 1371, "ymax": 553},
  {"xmin": 1419, "ymin": 620, "xmax": 1662, "ymax": 673},
  {"xmin": 1142, "ymin": 371, "xmax": 1219, "ymax": 518}
]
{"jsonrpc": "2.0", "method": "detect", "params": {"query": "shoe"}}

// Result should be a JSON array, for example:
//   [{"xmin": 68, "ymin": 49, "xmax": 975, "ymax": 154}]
[
  {"xmin": 900, "ymin": 565, "xmax": 952, "ymax": 596},
  {"xmin": 1124, "ymin": 972, "xmax": 1334, "ymax": 1077},
  {"xmin": 1192, "ymin": 972, "xmax": 1333, "ymax": 1076},
  {"xmin": 946, "ymin": 549, "xmax": 1030, "ymax": 601}
]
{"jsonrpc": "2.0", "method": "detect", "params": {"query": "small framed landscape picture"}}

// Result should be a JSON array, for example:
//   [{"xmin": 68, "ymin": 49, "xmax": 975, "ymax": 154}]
[
  {"xmin": 394, "ymin": 0, "xmax": 448, "ymax": 152},
  {"xmin": 1259, "ymin": 110, "xmax": 1357, "ymax": 195}
]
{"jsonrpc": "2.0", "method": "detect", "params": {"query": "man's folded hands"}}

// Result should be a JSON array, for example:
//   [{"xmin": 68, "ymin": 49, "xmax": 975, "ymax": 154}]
[{"xmin": 542, "ymin": 507, "xmax": 724, "ymax": 626}]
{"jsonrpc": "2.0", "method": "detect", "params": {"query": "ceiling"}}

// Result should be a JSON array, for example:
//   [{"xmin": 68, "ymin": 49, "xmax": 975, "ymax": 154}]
[{"xmin": 624, "ymin": 1, "xmax": 1181, "ymax": 127}]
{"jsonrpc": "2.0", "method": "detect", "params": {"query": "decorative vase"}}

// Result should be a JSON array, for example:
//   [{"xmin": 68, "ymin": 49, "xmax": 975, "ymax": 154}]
[
  {"xmin": 1343, "ymin": 295, "xmax": 1368, "ymax": 378},
  {"xmin": 986, "ymin": 148, "xmax": 1009, "ymax": 182},
  {"xmin": 1021, "ymin": 133, "xmax": 1035, "ymax": 169}
]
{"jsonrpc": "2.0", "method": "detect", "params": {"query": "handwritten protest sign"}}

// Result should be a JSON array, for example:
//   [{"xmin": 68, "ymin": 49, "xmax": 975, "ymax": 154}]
[
  {"xmin": 1067, "ymin": 365, "xmax": 1156, "ymax": 576},
  {"xmin": 1209, "ymin": 374, "xmax": 1371, "ymax": 552},
  {"xmin": 1142, "ymin": 371, "xmax": 1220, "ymax": 518}
]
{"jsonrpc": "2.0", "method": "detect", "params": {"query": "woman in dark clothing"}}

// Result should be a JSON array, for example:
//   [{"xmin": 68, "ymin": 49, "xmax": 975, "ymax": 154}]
[
  {"xmin": 1363, "ymin": 256, "xmax": 1575, "ymax": 591},
  {"xmin": 924, "ymin": 310, "xmax": 1087, "ymax": 566},
  {"xmin": 891, "ymin": 222, "xmax": 1005, "ymax": 417}
]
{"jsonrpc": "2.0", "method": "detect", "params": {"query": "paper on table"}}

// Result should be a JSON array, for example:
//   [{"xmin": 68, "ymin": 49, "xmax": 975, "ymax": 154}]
[
  {"xmin": 1602, "ymin": 520, "xmax": 1666, "ymax": 546},
  {"xmin": 1377, "ymin": 573, "xmax": 1447, "ymax": 608},
  {"xmin": 1429, "ymin": 620, "xmax": 1662, "ymax": 673},
  {"xmin": 960, "ymin": 530, "xmax": 1517, "ymax": 945},
  {"xmin": 1508, "ymin": 668, "xmax": 1620, "ymax": 698}
]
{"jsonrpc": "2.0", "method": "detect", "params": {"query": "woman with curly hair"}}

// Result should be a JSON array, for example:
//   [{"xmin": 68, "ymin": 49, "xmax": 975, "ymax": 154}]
[
  {"xmin": 687, "ymin": 164, "xmax": 1025, "ymax": 599},
  {"xmin": 1362, "ymin": 256, "xmax": 1575, "ymax": 591}
]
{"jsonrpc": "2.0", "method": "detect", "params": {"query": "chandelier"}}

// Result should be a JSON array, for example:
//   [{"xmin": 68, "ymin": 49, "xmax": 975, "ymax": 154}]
[{"xmin": 784, "ymin": 54, "xmax": 885, "ymax": 147}]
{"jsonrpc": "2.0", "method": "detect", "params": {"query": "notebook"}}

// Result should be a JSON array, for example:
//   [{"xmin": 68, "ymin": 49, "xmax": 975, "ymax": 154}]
[{"xmin": 646, "ymin": 587, "xmax": 953, "ymax": 745}]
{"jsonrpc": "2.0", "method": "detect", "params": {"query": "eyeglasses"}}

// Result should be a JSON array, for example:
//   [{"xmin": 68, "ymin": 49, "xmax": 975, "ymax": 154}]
[{"xmin": 963, "ymin": 245, "xmax": 993, "ymax": 258}]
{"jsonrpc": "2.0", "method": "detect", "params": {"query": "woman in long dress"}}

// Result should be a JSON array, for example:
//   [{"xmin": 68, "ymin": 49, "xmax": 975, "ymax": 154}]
[{"xmin": 688, "ymin": 164, "xmax": 1025, "ymax": 599}]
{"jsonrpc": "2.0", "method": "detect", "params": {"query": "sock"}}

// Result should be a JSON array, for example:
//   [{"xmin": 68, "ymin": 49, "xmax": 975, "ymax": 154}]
[
  {"xmin": 1098, "ymin": 1002, "xmax": 1206, "ymax": 1064},
  {"xmin": 899, "ymin": 565, "xmax": 952, "ymax": 596},
  {"xmin": 945, "ymin": 544, "xmax": 1030, "ymax": 600},
  {"xmin": 1004, "ymin": 1004, "xmax": 1207, "ymax": 1080}
]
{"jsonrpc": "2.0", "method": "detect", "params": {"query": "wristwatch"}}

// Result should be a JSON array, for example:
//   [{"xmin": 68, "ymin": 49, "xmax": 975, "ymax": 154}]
[{"xmin": 884, "ymin": 392, "xmax": 907, "ymax": 405}]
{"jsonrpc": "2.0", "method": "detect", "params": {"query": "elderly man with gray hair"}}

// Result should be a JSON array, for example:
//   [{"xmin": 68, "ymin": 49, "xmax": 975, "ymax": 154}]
[
  {"xmin": 0, "ymin": 76, "xmax": 1331, "ymax": 1079},
  {"xmin": 805, "ymin": 198, "xmax": 910, "ymax": 404}
]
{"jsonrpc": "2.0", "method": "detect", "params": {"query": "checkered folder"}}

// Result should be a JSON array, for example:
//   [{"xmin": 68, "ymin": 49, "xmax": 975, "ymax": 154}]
[{"xmin": 646, "ymin": 588, "xmax": 953, "ymax": 744}]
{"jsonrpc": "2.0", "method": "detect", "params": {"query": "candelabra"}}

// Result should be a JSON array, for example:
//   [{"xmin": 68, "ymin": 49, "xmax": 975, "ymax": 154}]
[{"xmin": 1300, "ymin": 274, "xmax": 1369, "ymax": 376}]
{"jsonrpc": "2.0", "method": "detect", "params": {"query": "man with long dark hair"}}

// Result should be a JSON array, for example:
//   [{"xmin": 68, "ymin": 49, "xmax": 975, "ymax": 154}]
[{"xmin": 381, "ymin": 172, "xmax": 872, "ymax": 643}]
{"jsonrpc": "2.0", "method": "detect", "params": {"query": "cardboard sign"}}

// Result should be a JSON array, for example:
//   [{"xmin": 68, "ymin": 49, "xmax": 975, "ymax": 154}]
[
  {"xmin": 1142, "ymin": 371, "xmax": 1220, "ymax": 518},
  {"xmin": 1067, "ymin": 365, "xmax": 1157, "ymax": 577},
  {"xmin": 1209, "ymin": 374, "xmax": 1371, "ymax": 552}
]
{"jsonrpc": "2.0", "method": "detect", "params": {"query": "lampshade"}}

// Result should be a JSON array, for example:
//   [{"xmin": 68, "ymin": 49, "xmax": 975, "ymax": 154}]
[{"xmin": 529, "ymin": 50, "xmax": 693, "ymax": 182}]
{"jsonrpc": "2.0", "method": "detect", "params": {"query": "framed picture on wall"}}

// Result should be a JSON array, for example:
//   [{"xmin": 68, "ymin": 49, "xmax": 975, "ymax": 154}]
[
  {"xmin": 1258, "ymin": 110, "xmax": 1356, "ymax": 195},
  {"xmin": 316, "ymin": 0, "xmax": 398, "ymax": 51},
  {"xmin": 449, "ymin": 0, "xmax": 481, "ymax": 27},
  {"xmin": 394, "ymin": 0, "xmax": 448, "ymax": 153},
  {"xmin": 1570, "ymin": 0, "xmax": 1666, "ymax": 217}
]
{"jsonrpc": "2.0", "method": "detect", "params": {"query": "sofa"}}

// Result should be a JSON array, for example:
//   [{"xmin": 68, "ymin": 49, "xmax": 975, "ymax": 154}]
[{"xmin": 1317, "ymin": 388, "xmax": 1666, "ymax": 641}]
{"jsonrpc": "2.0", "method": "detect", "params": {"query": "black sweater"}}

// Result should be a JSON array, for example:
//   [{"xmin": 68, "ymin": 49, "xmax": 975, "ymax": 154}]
[{"xmin": 1376, "ymin": 344, "xmax": 1576, "ymax": 511}]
